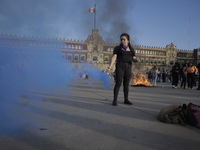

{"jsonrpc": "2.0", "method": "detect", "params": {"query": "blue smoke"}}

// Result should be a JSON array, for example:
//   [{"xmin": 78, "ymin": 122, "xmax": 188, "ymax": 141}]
[
  {"xmin": 0, "ymin": 42, "xmax": 75, "ymax": 137},
  {"xmin": 77, "ymin": 63, "xmax": 111, "ymax": 89},
  {"xmin": 0, "ymin": 40, "xmax": 111, "ymax": 137}
]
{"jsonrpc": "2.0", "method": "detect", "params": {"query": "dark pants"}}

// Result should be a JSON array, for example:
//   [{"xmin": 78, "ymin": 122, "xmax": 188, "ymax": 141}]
[
  {"xmin": 114, "ymin": 62, "xmax": 132, "ymax": 102},
  {"xmin": 181, "ymin": 75, "xmax": 187, "ymax": 88},
  {"xmin": 173, "ymin": 73, "xmax": 179, "ymax": 87},
  {"xmin": 187, "ymin": 73, "xmax": 195, "ymax": 89},
  {"xmin": 198, "ymin": 73, "xmax": 200, "ymax": 89}
]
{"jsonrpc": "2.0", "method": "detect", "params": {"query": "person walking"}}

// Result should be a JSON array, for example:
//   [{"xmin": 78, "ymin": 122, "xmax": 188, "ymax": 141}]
[
  {"xmin": 106, "ymin": 33, "xmax": 139, "ymax": 106},
  {"xmin": 187, "ymin": 62, "xmax": 198, "ymax": 89},
  {"xmin": 151, "ymin": 66, "xmax": 158, "ymax": 87}
]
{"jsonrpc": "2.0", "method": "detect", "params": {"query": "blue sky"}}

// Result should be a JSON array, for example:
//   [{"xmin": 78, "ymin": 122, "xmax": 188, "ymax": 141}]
[{"xmin": 0, "ymin": 0, "xmax": 199, "ymax": 50}]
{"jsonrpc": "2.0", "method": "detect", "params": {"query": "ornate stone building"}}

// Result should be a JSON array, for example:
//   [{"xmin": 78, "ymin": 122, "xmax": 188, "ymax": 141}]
[{"xmin": 0, "ymin": 29, "xmax": 200, "ymax": 72}]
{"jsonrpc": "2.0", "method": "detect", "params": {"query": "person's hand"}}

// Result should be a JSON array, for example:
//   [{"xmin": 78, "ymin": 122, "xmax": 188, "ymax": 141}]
[
  {"xmin": 136, "ymin": 58, "xmax": 140, "ymax": 62},
  {"xmin": 106, "ymin": 68, "xmax": 111, "ymax": 73}
]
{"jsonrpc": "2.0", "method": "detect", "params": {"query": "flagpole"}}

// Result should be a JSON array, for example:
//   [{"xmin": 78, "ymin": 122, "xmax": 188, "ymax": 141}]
[
  {"xmin": 189, "ymin": 16, "xmax": 191, "ymax": 50},
  {"xmin": 94, "ymin": 4, "xmax": 96, "ymax": 29}
]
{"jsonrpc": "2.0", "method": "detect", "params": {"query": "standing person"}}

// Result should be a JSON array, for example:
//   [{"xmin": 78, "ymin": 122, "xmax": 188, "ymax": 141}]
[
  {"xmin": 197, "ymin": 62, "xmax": 200, "ymax": 90},
  {"xmin": 148, "ymin": 69, "xmax": 153, "ymax": 82},
  {"xmin": 180, "ymin": 63, "xmax": 187, "ymax": 89},
  {"xmin": 172, "ymin": 62, "xmax": 180, "ymax": 88},
  {"xmin": 151, "ymin": 66, "xmax": 158, "ymax": 87},
  {"xmin": 165, "ymin": 70, "xmax": 169, "ymax": 83},
  {"xmin": 169, "ymin": 70, "xmax": 173, "ymax": 84},
  {"xmin": 106, "ymin": 33, "xmax": 139, "ymax": 106},
  {"xmin": 187, "ymin": 62, "xmax": 198, "ymax": 89},
  {"xmin": 157, "ymin": 69, "xmax": 161, "ymax": 83},
  {"xmin": 162, "ymin": 71, "xmax": 166, "ymax": 82}
]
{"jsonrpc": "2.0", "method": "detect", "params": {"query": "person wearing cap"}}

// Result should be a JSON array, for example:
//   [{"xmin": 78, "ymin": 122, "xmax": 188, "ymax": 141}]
[{"xmin": 106, "ymin": 33, "xmax": 139, "ymax": 106}]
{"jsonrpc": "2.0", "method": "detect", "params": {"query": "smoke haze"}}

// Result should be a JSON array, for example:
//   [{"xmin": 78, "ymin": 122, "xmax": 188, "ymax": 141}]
[
  {"xmin": 0, "ymin": 0, "xmax": 133, "ymax": 44},
  {"xmin": 0, "ymin": 40, "xmax": 111, "ymax": 137}
]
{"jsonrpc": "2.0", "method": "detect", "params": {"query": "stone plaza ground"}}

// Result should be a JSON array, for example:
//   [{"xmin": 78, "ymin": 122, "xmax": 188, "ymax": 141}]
[{"xmin": 0, "ymin": 78, "xmax": 200, "ymax": 150}]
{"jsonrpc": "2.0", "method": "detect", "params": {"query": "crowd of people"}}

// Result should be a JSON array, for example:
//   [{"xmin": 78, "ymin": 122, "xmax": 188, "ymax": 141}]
[{"xmin": 147, "ymin": 62, "xmax": 200, "ymax": 90}]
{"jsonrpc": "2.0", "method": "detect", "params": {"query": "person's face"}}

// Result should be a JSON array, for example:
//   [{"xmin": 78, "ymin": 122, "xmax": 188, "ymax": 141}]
[{"xmin": 120, "ymin": 36, "xmax": 129, "ymax": 46}]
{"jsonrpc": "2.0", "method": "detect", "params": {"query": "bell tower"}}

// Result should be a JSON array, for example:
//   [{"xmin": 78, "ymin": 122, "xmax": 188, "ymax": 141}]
[{"xmin": 85, "ymin": 29, "xmax": 105, "ymax": 64}]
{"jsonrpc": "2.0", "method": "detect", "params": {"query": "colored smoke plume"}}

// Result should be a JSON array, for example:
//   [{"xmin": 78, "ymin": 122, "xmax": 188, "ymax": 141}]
[
  {"xmin": 0, "ymin": 41, "xmax": 111, "ymax": 137},
  {"xmin": 75, "ymin": 63, "xmax": 111, "ymax": 89}
]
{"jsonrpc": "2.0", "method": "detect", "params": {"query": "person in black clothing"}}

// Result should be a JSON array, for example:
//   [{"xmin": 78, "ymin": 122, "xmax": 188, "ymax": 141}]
[
  {"xmin": 180, "ymin": 63, "xmax": 187, "ymax": 89},
  {"xmin": 197, "ymin": 62, "xmax": 200, "ymax": 90},
  {"xmin": 172, "ymin": 62, "xmax": 180, "ymax": 88},
  {"xmin": 162, "ymin": 71, "xmax": 166, "ymax": 82},
  {"xmin": 107, "ymin": 33, "xmax": 139, "ymax": 106},
  {"xmin": 187, "ymin": 62, "xmax": 198, "ymax": 89}
]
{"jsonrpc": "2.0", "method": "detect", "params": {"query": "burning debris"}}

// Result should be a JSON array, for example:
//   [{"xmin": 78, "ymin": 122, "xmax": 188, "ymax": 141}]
[{"xmin": 132, "ymin": 73, "xmax": 152, "ymax": 87}]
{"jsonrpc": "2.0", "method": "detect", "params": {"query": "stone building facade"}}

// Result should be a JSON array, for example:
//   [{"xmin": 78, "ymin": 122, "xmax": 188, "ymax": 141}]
[{"xmin": 0, "ymin": 29, "xmax": 200, "ymax": 72}]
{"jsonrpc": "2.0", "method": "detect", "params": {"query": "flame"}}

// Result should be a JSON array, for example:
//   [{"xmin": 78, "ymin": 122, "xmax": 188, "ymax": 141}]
[{"xmin": 132, "ymin": 73, "xmax": 151, "ymax": 87}]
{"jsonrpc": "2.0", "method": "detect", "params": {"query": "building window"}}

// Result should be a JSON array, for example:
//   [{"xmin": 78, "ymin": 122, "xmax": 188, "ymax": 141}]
[
  {"xmin": 108, "ymin": 48, "xmax": 111, "ymax": 51},
  {"xmin": 146, "ymin": 60, "xmax": 149, "ymax": 63},
  {"xmin": 158, "ymin": 60, "xmax": 161, "ymax": 64},
  {"xmin": 154, "ymin": 60, "xmax": 157, "ymax": 64},
  {"xmin": 141, "ymin": 60, "xmax": 144, "ymax": 63},
  {"xmin": 72, "ymin": 45, "xmax": 74, "ymax": 49},
  {"xmin": 74, "ymin": 55, "xmax": 79, "ymax": 60},
  {"xmin": 105, "ymin": 58, "xmax": 109, "ymax": 61},
  {"xmin": 75, "ymin": 45, "xmax": 78, "ymax": 49},
  {"xmin": 151, "ymin": 60, "xmax": 153, "ymax": 64},
  {"xmin": 170, "ymin": 61, "xmax": 174, "ymax": 65},
  {"xmin": 69, "ymin": 45, "xmax": 71, "ymax": 49},
  {"xmin": 111, "ymin": 48, "xmax": 114, "ymax": 51},
  {"xmin": 79, "ymin": 45, "xmax": 81, "ymax": 49},
  {"xmin": 81, "ymin": 56, "xmax": 85, "ymax": 60},
  {"xmin": 67, "ymin": 55, "xmax": 72, "ymax": 60},
  {"xmin": 93, "ymin": 56, "xmax": 98, "ymax": 61}
]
